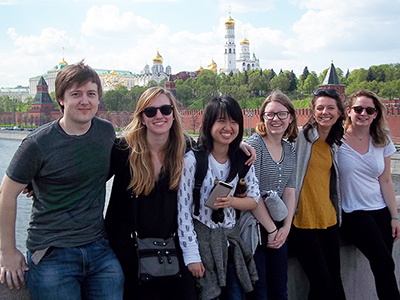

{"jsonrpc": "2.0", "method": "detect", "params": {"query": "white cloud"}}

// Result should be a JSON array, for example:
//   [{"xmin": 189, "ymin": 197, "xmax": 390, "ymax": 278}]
[
  {"xmin": 218, "ymin": 0, "xmax": 275, "ymax": 12},
  {"xmin": 7, "ymin": 27, "xmax": 86, "ymax": 55},
  {"xmin": 285, "ymin": 0, "xmax": 400, "ymax": 55},
  {"xmin": 81, "ymin": 5, "xmax": 165, "ymax": 38}
]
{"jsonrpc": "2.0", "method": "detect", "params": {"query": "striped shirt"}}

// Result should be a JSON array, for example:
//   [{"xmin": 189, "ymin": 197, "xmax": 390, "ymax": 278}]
[{"xmin": 246, "ymin": 133, "xmax": 296, "ymax": 197}]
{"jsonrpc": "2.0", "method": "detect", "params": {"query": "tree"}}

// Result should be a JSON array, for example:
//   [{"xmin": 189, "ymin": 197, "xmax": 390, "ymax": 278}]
[
  {"xmin": 366, "ymin": 67, "xmax": 375, "ymax": 82},
  {"xmin": 103, "ymin": 85, "xmax": 133, "ymax": 111},
  {"xmin": 302, "ymin": 72, "xmax": 319, "ymax": 93},
  {"xmin": 195, "ymin": 70, "xmax": 218, "ymax": 107},
  {"xmin": 50, "ymin": 91, "xmax": 60, "ymax": 110},
  {"xmin": 287, "ymin": 70, "xmax": 298, "ymax": 92},
  {"xmin": 0, "ymin": 95, "xmax": 33, "ymax": 113},
  {"xmin": 301, "ymin": 66, "xmax": 310, "ymax": 83},
  {"xmin": 248, "ymin": 71, "xmax": 268, "ymax": 96},
  {"xmin": 270, "ymin": 72, "xmax": 290, "ymax": 91}
]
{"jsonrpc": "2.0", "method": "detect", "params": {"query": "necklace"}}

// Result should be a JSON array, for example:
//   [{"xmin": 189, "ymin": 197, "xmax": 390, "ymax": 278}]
[{"xmin": 349, "ymin": 132, "xmax": 368, "ymax": 141}]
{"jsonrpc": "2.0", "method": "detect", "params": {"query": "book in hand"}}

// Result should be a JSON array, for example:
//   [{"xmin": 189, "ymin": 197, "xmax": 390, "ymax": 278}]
[{"xmin": 204, "ymin": 181, "xmax": 233, "ymax": 210}]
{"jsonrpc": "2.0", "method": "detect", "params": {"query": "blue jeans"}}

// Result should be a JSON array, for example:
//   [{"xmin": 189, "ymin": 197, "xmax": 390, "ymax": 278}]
[
  {"xmin": 247, "ymin": 243, "xmax": 288, "ymax": 300},
  {"xmin": 25, "ymin": 238, "xmax": 124, "ymax": 300},
  {"xmin": 225, "ymin": 261, "xmax": 244, "ymax": 300}
]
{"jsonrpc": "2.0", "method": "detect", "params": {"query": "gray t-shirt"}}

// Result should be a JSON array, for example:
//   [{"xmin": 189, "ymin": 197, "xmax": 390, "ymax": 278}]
[{"xmin": 6, "ymin": 117, "xmax": 115, "ymax": 251}]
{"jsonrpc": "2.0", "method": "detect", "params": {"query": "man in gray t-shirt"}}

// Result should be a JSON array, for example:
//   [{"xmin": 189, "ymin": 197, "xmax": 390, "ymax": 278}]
[{"xmin": 0, "ymin": 61, "xmax": 124, "ymax": 300}]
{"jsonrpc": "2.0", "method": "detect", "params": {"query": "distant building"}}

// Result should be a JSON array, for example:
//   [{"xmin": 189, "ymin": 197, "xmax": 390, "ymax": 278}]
[
  {"xmin": 0, "ymin": 85, "xmax": 30, "ymax": 101},
  {"xmin": 29, "ymin": 58, "xmax": 68, "ymax": 96},
  {"xmin": 237, "ymin": 38, "xmax": 260, "ymax": 72},
  {"xmin": 29, "ymin": 51, "xmax": 172, "ymax": 95},
  {"xmin": 222, "ymin": 12, "xmax": 260, "ymax": 74}
]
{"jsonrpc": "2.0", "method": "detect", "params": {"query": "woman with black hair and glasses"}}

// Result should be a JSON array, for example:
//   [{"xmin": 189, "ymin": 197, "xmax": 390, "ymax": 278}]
[
  {"xmin": 289, "ymin": 88, "xmax": 347, "ymax": 300},
  {"xmin": 337, "ymin": 90, "xmax": 400, "ymax": 300},
  {"xmin": 177, "ymin": 95, "xmax": 260, "ymax": 300}
]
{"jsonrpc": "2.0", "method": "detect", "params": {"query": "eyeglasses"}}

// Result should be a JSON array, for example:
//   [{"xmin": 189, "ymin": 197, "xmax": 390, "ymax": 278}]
[
  {"xmin": 313, "ymin": 88, "xmax": 339, "ymax": 97},
  {"xmin": 142, "ymin": 105, "xmax": 173, "ymax": 118},
  {"xmin": 263, "ymin": 111, "xmax": 290, "ymax": 120},
  {"xmin": 351, "ymin": 106, "xmax": 376, "ymax": 115}
]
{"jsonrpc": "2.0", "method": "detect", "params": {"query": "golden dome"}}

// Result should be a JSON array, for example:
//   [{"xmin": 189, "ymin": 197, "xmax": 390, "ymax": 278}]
[
  {"xmin": 225, "ymin": 12, "xmax": 235, "ymax": 26},
  {"xmin": 59, "ymin": 58, "xmax": 68, "ymax": 65},
  {"xmin": 153, "ymin": 50, "xmax": 163, "ymax": 64},
  {"xmin": 208, "ymin": 59, "xmax": 217, "ymax": 72},
  {"xmin": 240, "ymin": 37, "xmax": 250, "ymax": 45},
  {"xmin": 110, "ymin": 70, "xmax": 117, "ymax": 76},
  {"xmin": 197, "ymin": 65, "xmax": 204, "ymax": 72}
]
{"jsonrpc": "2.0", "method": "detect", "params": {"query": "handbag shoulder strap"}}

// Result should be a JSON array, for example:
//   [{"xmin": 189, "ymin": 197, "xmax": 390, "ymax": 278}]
[{"xmin": 131, "ymin": 191, "xmax": 140, "ymax": 238}]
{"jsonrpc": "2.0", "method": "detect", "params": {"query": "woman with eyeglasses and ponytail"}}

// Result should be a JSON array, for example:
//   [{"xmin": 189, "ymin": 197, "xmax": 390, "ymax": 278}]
[
  {"xmin": 105, "ymin": 87, "xmax": 197, "ymax": 300},
  {"xmin": 337, "ymin": 90, "xmax": 400, "ymax": 300},
  {"xmin": 289, "ymin": 88, "xmax": 347, "ymax": 300}
]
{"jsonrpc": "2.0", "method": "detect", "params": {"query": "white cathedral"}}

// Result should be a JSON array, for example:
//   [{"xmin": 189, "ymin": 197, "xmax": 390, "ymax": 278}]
[{"xmin": 223, "ymin": 12, "xmax": 260, "ymax": 74}]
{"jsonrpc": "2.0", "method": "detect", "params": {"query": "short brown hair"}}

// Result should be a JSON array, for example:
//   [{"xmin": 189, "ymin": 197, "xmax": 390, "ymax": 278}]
[{"xmin": 55, "ymin": 59, "xmax": 102, "ymax": 112}]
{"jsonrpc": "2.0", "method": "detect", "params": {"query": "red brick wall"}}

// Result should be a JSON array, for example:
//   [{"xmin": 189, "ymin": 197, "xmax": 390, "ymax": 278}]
[{"xmin": 1, "ymin": 106, "xmax": 399, "ymax": 142}]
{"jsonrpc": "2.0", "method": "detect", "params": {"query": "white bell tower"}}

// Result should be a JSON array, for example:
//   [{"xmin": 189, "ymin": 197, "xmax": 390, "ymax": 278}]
[{"xmin": 224, "ymin": 12, "xmax": 236, "ymax": 74}]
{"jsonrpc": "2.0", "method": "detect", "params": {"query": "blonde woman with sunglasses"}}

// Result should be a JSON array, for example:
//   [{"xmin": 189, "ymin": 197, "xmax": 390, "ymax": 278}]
[
  {"xmin": 105, "ymin": 87, "xmax": 197, "ymax": 300},
  {"xmin": 338, "ymin": 90, "xmax": 400, "ymax": 300}
]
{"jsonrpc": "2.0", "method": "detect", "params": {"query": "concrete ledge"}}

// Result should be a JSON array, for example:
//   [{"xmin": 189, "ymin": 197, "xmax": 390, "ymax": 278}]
[
  {"xmin": 288, "ymin": 242, "xmax": 400, "ymax": 300},
  {"xmin": 0, "ymin": 284, "xmax": 32, "ymax": 300}
]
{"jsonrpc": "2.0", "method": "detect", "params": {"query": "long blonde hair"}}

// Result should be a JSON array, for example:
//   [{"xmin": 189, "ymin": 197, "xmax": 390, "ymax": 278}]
[
  {"xmin": 346, "ymin": 90, "xmax": 391, "ymax": 147},
  {"xmin": 124, "ymin": 87, "xmax": 186, "ymax": 195}
]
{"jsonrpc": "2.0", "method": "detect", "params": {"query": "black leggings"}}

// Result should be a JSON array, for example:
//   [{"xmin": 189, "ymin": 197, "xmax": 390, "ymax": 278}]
[
  {"xmin": 340, "ymin": 207, "xmax": 400, "ymax": 300},
  {"xmin": 289, "ymin": 224, "xmax": 346, "ymax": 300}
]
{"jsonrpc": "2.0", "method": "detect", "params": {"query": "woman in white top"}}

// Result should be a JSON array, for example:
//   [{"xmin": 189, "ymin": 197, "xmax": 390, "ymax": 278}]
[
  {"xmin": 178, "ymin": 95, "xmax": 260, "ymax": 300},
  {"xmin": 338, "ymin": 90, "xmax": 400, "ymax": 300}
]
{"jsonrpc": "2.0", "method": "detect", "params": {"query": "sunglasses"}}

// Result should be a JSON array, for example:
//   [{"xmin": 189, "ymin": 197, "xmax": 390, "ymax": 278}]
[
  {"xmin": 263, "ymin": 111, "xmax": 290, "ymax": 120},
  {"xmin": 313, "ymin": 88, "xmax": 339, "ymax": 97},
  {"xmin": 142, "ymin": 105, "xmax": 173, "ymax": 118},
  {"xmin": 351, "ymin": 106, "xmax": 376, "ymax": 115}
]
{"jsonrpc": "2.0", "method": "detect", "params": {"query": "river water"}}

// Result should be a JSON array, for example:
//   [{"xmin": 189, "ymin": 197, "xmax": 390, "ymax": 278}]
[{"xmin": 0, "ymin": 138, "xmax": 399, "ymax": 254}]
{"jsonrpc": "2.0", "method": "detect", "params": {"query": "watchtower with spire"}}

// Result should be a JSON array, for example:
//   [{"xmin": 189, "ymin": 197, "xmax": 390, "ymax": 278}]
[
  {"xmin": 27, "ymin": 76, "xmax": 60, "ymax": 124},
  {"xmin": 318, "ymin": 61, "xmax": 346, "ymax": 94},
  {"xmin": 28, "ymin": 77, "xmax": 55, "ymax": 114}
]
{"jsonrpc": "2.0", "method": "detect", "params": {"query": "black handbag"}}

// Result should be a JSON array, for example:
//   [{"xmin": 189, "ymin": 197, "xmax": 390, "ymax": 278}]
[
  {"xmin": 136, "ymin": 235, "xmax": 180, "ymax": 282},
  {"xmin": 132, "ymin": 193, "xmax": 181, "ymax": 282}
]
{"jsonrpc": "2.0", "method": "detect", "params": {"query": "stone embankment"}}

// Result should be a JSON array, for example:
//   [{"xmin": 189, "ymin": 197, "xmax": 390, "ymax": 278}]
[{"xmin": 0, "ymin": 130, "xmax": 29, "ymax": 140}]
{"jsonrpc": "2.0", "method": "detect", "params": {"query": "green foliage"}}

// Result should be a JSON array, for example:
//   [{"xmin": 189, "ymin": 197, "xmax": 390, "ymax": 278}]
[
  {"xmin": 292, "ymin": 98, "xmax": 312, "ymax": 109},
  {"xmin": 0, "ymin": 95, "xmax": 33, "ymax": 113},
  {"xmin": 103, "ymin": 85, "xmax": 136, "ymax": 111}
]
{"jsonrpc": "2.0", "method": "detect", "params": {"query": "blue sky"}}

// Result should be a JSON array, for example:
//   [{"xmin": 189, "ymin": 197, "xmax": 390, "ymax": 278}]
[{"xmin": 1, "ymin": 0, "xmax": 400, "ymax": 87}]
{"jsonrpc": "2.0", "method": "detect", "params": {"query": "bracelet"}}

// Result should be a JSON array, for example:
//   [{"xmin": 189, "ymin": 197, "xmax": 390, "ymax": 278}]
[
  {"xmin": 267, "ymin": 227, "xmax": 278, "ymax": 234},
  {"xmin": 392, "ymin": 217, "xmax": 400, "ymax": 220}
]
